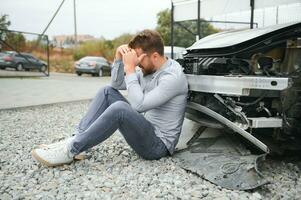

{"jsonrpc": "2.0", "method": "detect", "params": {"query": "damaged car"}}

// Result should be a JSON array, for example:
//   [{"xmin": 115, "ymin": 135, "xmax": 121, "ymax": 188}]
[{"xmin": 174, "ymin": 21, "xmax": 301, "ymax": 190}]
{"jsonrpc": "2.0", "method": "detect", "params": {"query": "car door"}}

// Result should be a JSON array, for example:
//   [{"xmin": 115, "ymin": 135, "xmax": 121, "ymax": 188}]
[
  {"xmin": 26, "ymin": 55, "xmax": 40, "ymax": 69},
  {"xmin": 14, "ymin": 54, "xmax": 26, "ymax": 67}
]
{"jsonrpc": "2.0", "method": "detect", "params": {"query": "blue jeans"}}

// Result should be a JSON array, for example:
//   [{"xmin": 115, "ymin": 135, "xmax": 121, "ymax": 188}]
[{"xmin": 70, "ymin": 86, "xmax": 169, "ymax": 160}]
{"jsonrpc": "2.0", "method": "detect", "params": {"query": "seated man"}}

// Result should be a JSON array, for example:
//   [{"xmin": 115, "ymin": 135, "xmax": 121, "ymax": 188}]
[{"xmin": 31, "ymin": 29, "xmax": 188, "ymax": 167}]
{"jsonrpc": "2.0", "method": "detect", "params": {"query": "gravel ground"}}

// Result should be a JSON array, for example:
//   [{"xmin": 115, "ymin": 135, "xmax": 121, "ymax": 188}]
[{"xmin": 0, "ymin": 101, "xmax": 301, "ymax": 200}]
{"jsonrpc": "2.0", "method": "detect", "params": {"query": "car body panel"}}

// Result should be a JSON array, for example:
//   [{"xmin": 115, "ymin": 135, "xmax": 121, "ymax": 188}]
[{"xmin": 186, "ymin": 21, "xmax": 301, "ymax": 57}]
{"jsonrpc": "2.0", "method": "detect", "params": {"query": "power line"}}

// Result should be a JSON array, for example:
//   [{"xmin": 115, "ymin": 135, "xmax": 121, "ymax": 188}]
[
  {"xmin": 41, "ymin": 0, "xmax": 66, "ymax": 36},
  {"xmin": 32, "ymin": 0, "xmax": 66, "ymax": 51}
]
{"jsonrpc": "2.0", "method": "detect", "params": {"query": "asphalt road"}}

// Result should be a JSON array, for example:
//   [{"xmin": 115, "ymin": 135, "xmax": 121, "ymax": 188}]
[{"xmin": 0, "ymin": 71, "xmax": 124, "ymax": 110}]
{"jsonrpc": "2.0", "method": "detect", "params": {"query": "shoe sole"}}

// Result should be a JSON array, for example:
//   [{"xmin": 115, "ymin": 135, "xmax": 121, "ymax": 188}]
[
  {"xmin": 31, "ymin": 149, "xmax": 56, "ymax": 167},
  {"xmin": 31, "ymin": 149, "xmax": 72, "ymax": 167}
]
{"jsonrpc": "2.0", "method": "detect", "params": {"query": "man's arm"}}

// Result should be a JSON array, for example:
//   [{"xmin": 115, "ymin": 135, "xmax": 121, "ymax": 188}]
[
  {"xmin": 122, "ymin": 49, "xmax": 187, "ymax": 113},
  {"xmin": 111, "ymin": 59, "xmax": 126, "ymax": 90},
  {"xmin": 110, "ymin": 45, "xmax": 131, "ymax": 90},
  {"xmin": 125, "ymin": 72, "xmax": 187, "ymax": 112}
]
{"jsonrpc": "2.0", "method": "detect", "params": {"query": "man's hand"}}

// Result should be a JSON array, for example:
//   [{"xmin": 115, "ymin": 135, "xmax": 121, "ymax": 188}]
[
  {"xmin": 122, "ymin": 50, "xmax": 146, "ymax": 75},
  {"xmin": 115, "ymin": 44, "xmax": 130, "ymax": 60}
]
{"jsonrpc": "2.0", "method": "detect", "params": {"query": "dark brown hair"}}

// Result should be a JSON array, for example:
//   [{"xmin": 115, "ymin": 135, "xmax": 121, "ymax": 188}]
[{"xmin": 128, "ymin": 29, "xmax": 164, "ymax": 56}]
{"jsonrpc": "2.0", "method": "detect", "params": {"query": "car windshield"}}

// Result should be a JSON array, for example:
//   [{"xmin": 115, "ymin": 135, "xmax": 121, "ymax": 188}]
[{"xmin": 0, "ymin": 51, "xmax": 13, "ymax": 57}]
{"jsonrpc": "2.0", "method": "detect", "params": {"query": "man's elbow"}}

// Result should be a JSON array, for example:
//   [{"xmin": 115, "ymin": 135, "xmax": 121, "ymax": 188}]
[{"xmin": 131, "ymin": 103, "xmax": 146, "ymax": 113}]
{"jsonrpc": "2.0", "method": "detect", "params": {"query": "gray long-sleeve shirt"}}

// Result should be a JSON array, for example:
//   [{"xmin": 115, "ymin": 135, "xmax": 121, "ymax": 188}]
[{"xmin": 111, "ymin": 58, "xmax": 188, "ymax": 154}]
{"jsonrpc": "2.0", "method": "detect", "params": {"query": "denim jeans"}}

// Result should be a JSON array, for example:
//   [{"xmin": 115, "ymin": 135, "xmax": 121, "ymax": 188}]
[{"xmin": 70, "ymin": 86, "xmax": 169, "ymax": 160}]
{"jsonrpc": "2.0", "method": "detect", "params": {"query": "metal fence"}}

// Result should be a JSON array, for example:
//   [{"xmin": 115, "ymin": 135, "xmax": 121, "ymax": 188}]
[{"xmin": 0, "ymin": 29, "xmax": 49, "ymax": 77}]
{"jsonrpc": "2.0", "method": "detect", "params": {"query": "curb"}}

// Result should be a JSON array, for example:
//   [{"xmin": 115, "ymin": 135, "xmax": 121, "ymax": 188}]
[{"xmin": 0, "ymin": 98, "xmax": 93, "ymax": 111}]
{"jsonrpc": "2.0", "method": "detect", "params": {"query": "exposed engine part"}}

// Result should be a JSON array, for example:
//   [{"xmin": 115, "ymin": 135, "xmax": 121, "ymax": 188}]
[
  {"xmin": 248, "ymin": 117, "xmax": 283, "ymax": 128},
  {"xmin": 187, "ymin": 102, "xmax": 269, "ymax": 153},
  {"xmin": 213, "ymin": 93, "xmax": 250, "ymax": 128},
  {"xmin": 256, "ymin": 101, "xmax": 272, "ymax": 117},
  {"xmin": 234, "ymin": 95, "xmax": 265, "ymax": 107}
]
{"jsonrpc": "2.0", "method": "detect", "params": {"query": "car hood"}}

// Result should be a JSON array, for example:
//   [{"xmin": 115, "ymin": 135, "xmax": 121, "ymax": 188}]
[{"xmin": 186, "ymin": 21, "xmax": 301, "ymax": 57}]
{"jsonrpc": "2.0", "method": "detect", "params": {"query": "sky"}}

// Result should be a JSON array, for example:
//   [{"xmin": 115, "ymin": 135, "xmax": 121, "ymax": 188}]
[{"xmin": 0, "ymin": 0, "xmax": 171, "ymax": 40}]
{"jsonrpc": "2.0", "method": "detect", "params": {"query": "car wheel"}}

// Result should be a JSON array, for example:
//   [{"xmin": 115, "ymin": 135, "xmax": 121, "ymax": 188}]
[
  {"xmin": 16, "ymin": 63, "xmax": 24, "ymax": 71},
  {"xmin": 40, "ymin": 65, "xmax": 47, "ymax": 72},
  {"xmin": 98, "ymin": 69, "xmax": 103, "ymax": 77},
  {"xmin": 0, "ymin": 67, "xmax": 5, "ymax": 70},
  {"xmin": 76, "ymin": 72, "xmax": 82, "ymax": 76}
]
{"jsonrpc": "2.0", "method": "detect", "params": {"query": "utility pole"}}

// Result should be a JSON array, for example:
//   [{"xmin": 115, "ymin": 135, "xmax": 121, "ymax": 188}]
[
  {"xmin": 276, "ymin": 6, "xmax": 279, "ymax": 24},
  {"xmin": 197, "ymin": 0, "xmax": 200, "ymax": 41},
  {"xmin": 250, "ymin": 0, "xmax": 255, "ymax": 29},
  {"xmin": 171, "ymin": 1, "xmax": 174, "ymax": 59},
  {"xmin": 73, "ymin": 0, "xmax": 78, "ymax": 48}
]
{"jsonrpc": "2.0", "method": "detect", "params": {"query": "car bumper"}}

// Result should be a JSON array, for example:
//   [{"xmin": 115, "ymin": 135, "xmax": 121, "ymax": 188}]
[
  {"xmin": 0, "ymin": 61, "xmax": 15, "ymax": 68},
  {"xmin": 75, "ymin": 66, "xmax": 97, "ymax": 74}
]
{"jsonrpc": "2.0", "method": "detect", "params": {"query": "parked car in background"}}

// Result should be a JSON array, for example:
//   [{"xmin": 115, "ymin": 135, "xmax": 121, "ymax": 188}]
[
  {"xmin": 0, "ymin": 51, "xmax": 47, "ymax": 72},
  {"xmin": 74, "ymin": 56, "xmax": 111, "ymax": 77}
]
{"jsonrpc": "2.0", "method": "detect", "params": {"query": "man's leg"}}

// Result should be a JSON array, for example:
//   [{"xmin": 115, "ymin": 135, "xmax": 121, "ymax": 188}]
[
  {"xmin": 38, "ymin": 86, "xmax": 126, "ymax": 150},
  {"xmin": 76, "ymin": 85, "xmax": 128, "ymax": 134},
  {"xmin": 71, "ymin": 101, "xmax": 169, "ymax": 160},
  {"xmin": 32, "ymin": 96, "xmax": 169, "ymax": 166}
]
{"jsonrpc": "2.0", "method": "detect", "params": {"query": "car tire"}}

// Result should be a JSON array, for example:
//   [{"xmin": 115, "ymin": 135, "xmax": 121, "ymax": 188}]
[
  {"xmin": 76, "ymin": 72, "xmax": 82, "ymax": 76},
  {"xmin": 0, "ymin": 67, "xmax": 5, "ymax": 70},
  {"xmin": 40, "ymin": 65, "xmax": 47, "ymax": 72},
  {"xmin": 98, "ymin": 69, "xmax": 103, "ymax": 77},
  {"xmin": 16, "ymin": 63, "xmax": 24, "ymax": 71}
]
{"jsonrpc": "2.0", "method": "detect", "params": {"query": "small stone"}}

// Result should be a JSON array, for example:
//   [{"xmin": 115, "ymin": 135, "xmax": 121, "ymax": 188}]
[
  {"xmin": 202, "ymin": 190, "xmax": 209, "ymax": 197},
  {"xmin": 1, "ymin": 193, "xmax": 11, "ymax": 200},
  {"xmin": 252, "ymin": 192, "xmax": 262, "ymax": 200}
]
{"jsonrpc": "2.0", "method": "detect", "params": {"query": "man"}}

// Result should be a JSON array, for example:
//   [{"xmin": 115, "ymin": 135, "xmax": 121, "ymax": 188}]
[{"xmin": 31, "ymin": 30, "xmax": 188, "ymax": 167}]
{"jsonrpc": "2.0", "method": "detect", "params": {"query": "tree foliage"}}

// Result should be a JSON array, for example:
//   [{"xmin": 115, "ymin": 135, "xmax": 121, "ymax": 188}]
[
  {"xmin": 0, "ymin": 14, "xmax": 26, "ymax": 51},
  {"xmin": 0, "ymin": 14, "xmax": 11, "ymax": 43},
  {"xmin": 4, "ymin": 32, "xmax": 26, "ymax": 51},
  {"xmin": 156, "ymin": 9, "xmax": 219, "ymax": 48},
  {"xmin": 0, "ymin": 14, "xmax": 11, "ymax": 30},
  {"xmin": 73, "ymin": 33, "xmax": 134, "ymax": 61}
]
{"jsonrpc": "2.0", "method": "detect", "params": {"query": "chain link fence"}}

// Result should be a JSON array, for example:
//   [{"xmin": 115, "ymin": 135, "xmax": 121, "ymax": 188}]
[{"xmin": 0, "ymin": 29, "xmax": 49, "ymax": 77}]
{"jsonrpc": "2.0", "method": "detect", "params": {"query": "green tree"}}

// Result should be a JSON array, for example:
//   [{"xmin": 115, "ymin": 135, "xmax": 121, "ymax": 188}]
[
  {"xmin": 0, "ymin": 14, "xmax": 11, "ymax": 47},
  {"xmin": 5, "ymin": 32, "xmax": 26, "ymax": 51},
  {"xmin": 156, "ymin": 9, "xmax": 219, "ymax": 47},
  {"xmin": 0, "ymin": 14, "xmax": 26, "ymax": 51},
  {"xmin": 0, "ymin": 14, "xmax": 11, "ymax": 30}
]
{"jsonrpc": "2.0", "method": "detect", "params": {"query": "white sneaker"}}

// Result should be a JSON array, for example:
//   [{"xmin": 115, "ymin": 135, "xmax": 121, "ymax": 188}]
[
  {"xmin": 32, "ymin": 142, "xmax": 74, "ymax": 167},
  {"xmin": 38, "ymin": 136, "xmax": 75, "ymax": 149}
]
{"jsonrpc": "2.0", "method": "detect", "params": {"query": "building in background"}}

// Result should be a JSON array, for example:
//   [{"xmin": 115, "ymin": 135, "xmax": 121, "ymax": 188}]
[{"xmin": 52, "ymin": 34, "xmax": 96, "ymax": 48}]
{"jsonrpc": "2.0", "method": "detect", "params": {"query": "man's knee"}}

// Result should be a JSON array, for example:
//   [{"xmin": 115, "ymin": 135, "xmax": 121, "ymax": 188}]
[
  {"xmin": 98, "ymin": 85, "xmax": 114, "ymax": 94},
  {"xmin": 94, "ymin": 86, "xmax": 116, "ymax": 99},
  {"xmin": 110, "ymin": 101, "xmax": 131, "ymax": 112}
]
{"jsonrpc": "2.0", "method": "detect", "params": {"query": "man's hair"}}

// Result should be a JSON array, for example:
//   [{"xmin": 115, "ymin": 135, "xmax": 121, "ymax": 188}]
[{"xmin": 128, "ymin": 29, "xmax": 164, "ymax": 56}]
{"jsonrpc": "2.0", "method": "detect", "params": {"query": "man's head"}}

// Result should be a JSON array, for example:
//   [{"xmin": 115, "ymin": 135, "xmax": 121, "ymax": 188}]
[{"xmin": 128, "ymin": 29, "xmax": 165, "ymax": 75}]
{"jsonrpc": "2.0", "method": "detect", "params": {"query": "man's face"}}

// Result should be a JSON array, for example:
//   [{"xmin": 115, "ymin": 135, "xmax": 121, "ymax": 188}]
[{"xmin": 134, "ymin": 48, "xmax": 156, "ymax": 75}]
